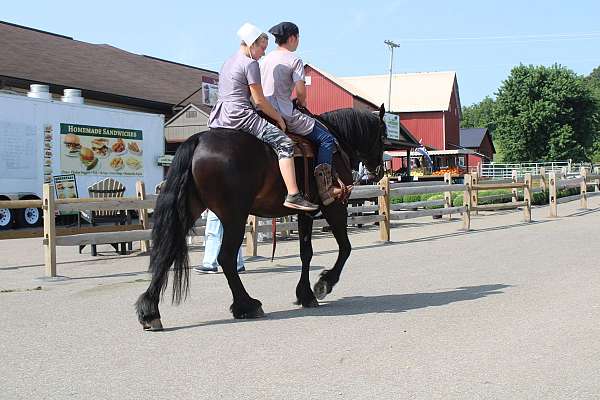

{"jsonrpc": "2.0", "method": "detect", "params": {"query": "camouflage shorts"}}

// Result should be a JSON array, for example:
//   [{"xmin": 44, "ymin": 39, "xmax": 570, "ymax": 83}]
[{"xmin": 255, "ymin": 122, "xmax": 294, "ymax": 159}]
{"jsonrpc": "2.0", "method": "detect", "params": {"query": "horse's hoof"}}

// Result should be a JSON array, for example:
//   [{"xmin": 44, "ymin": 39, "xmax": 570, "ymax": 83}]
[
  {"xmin": 313, "ymin": 280, "xmax": 330, "ymax": 300},
  {"xmin": 295, "ymin": 297, "xmax": 320, "ymax": 308},
  {"xmin": 304, "ymin": 298, "xmax": 320, "ymax": 308},
  {"xmin": 142, "ymin": 318, "xmax": 163, "ymax": 331},
  {"xmin": 236, "ymin": 306, "xmax": 265, "ymax": 319}
]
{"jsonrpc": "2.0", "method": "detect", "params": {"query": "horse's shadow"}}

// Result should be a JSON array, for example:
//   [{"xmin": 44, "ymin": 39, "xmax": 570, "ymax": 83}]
[{"xmin": 162, "ymin": 283, "xmax": 510, "ymax": 332}]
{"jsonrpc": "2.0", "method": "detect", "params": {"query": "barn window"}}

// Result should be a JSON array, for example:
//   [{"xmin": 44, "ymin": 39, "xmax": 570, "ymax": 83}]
[
  {"xmin": 458, "ymin": 156, "xmax": 465, "ymax": 167},
  {"xmin": 186, "ymin": 110, "xmax": 198, "ymax": 119}
]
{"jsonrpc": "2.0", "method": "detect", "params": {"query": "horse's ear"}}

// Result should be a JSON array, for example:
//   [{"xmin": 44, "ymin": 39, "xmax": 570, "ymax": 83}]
[{"xmin": 379, "ymin": 104, "xmax": 385, "ymax": 121}]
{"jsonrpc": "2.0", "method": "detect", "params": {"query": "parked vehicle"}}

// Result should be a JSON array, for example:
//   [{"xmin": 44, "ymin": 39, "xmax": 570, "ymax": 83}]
[{"xmin": 0, "ymin": 91, "xmax": 165, "ymax": 230}]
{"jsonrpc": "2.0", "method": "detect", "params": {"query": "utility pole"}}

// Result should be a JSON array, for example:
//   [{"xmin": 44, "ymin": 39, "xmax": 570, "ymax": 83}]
[{"xmin": 384, "ymin": 40, "xmax": 400, "ymax": 112}]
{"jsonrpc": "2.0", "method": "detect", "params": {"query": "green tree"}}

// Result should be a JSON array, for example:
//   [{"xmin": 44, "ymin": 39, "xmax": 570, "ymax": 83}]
[
  {"xmin": 584, "ymin": 66, "xmax": 600, "ymax": 162},
  {"xmin": 584, "ymin": 65, "xmax": 600, "ymax": 99},
  {"xmin": 493, "ymin": 64, "xmax": 598, "ymax": 163},
  {"xmin": 461, "ymin": 96, "xmax": 497, "ymax": 133}
]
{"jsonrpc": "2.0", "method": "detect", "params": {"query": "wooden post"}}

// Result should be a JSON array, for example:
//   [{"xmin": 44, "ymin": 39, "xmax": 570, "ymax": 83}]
[
  {"xmin": 443, "ymin": 172, "xmax": 452, "ymax": 220},
  {"xmin": 136, "ymin": 181, "xmax": 150, "ymax": 252},
  {"xmin": 523, "ymin": 173, "xmax": 532, "ymax": 222},
  {"xmin": 245, "ymin": 215, "xmax": 258, "ymax": 257},
  {"xmin": 580, "ymin": 167, "xmax": 588, "ymax": 209},
  {"xmin": 43, "ymin": 184, "xmax": 57, "ymax": 277},
  {"xmin": 472, "ymin": 172, "xmax": 479, "ymax": 215},
  {"xmin": 539, "ymin": 167, "xmax": 547, "ymax": 193},
  {"xmin": 463, "ymin": 174, "xmax": 472, "ymax": 231},
  {"xmin": 378, "ymin": 176, "xmax": 391, "ymax": 241},
  {"xmin": 511, "ymin": 169, "xmax": 518, "ymax": 203},
  {"xmin": 595, "ymin": 167, "xmax": 600, "ymax": 192},
  {"xmin": 548, "ymin": 172, "xmax": 558, "ymax": 217}
]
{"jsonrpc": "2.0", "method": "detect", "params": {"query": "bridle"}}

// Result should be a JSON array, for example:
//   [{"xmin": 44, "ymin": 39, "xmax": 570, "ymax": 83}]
[{"xmin": 356, "ymin": 121, "xmax": 386, "ymax": 179}]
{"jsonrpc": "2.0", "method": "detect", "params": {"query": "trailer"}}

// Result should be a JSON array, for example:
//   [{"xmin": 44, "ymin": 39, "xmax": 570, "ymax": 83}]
[{"xmin": 0, "ymin": 92, "xmax": 165, "ymax": 229}]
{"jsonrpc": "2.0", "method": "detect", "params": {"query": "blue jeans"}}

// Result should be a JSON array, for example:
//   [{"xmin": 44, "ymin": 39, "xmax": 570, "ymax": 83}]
[
  {"xmin": 203, "ymin": 210, "xmax": 244, "ymax": 270},
  {"xmin": 305, "ymin": 122, "xmax": 335, "ymax": 166}
]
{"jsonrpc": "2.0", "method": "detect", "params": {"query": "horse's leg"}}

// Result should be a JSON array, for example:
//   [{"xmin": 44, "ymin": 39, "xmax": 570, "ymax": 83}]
[
  {"xmin": 313, "ymin": 203, "xmax": 351, "ymax": 300},
  {"xmin": 135, "ymin": 201, "xmax": 205, "ymax": 331},
  {"xmin": 219, "ymin": 217, "xmax": 264, "ymax": 319},
  {"xmin": 295, "ymin": 212, "xmax": 319, "ymax": 308}
]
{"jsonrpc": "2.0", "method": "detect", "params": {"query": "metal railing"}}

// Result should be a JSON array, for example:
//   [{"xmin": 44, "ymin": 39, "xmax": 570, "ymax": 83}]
[{"xmin": 475, "ymin": 161, "xmax": 572, "ymax": 179}]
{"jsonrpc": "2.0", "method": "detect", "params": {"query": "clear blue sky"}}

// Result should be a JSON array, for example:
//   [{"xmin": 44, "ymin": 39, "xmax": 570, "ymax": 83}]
[{"xmin": 3, "ymin": 0, "xmax": 600, "ymax": 106}]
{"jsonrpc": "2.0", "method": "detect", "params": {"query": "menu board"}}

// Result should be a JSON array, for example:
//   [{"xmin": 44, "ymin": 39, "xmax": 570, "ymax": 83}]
[
  {"xmin": 60, "ymin": 123, "xmax": 144, "ymax": 176},
  {"xmin": 53, "ymin": 174, "xmax": 79, "ymax": 199},
  {"xmin": 43, "ymin": 124, "xmax": 53, "ymax": 183},
  {"xmin": 0, "ymin": 121, "xmax": 37, "ymax": 179}
]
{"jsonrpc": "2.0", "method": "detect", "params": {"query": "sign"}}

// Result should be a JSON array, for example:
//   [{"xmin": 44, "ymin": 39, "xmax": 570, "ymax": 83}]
[
  {"xmin": 0, "ymin": 121, "xmax": 37, "ymax": 180},
  {"xmin": 383, "ymin": 112, "xmax": 400, "ymax": 141},
  {"xmin": 60, "ymin": 123, "xmax": 144, "ymax": 176},
  {"xmin": 157, "ymin": 154, "xmax": 174, "ymax": 166},
  {"xmin": 53, "ymin": 174, "xmax": 79, "ymax": 199},
  {"xmin": 202, "ymin": 76, "xmax": 219, "ymax": 107},
  {"xmin": 43, "ymin": 125, "xmax": 53, "ymax": 183}
]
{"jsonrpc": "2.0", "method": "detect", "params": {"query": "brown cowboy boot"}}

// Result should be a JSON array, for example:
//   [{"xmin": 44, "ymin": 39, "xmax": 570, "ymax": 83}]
[{"xmin": 314, "ymin": 164, "xmax": 336, "ymax": 206}]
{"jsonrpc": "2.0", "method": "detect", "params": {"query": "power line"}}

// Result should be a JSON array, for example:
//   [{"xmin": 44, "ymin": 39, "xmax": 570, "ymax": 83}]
[{"xmin": 398, "ymin": 32, "xmax": 600, "ymax": 43}]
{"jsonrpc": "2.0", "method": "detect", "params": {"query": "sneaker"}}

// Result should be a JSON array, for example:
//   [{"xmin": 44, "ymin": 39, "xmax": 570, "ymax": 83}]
[
  {"xmin": 237, "ymin": 266, "xmax": 246, "ymax": 273},
  {"xmin": 283, "ymin": 193, "xmax": 318, "ymax": 211},
  {"xmin": 193, "ymin": 266, "xmax": 219, "ymax": 274}
]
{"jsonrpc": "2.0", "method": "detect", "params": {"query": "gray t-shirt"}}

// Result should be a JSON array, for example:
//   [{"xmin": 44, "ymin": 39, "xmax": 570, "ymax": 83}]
[
  {"xmin": 261, "ymin": 50, "xmax": 315, "ymax": 136},
  {"xmin": 208, "ymin": 50, "xmax": 268, "ymax": 135}
]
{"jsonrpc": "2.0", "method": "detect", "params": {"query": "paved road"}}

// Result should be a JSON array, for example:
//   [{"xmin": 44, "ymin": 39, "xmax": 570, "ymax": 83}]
[{"xmin": 1, "ymin": 198, "xmax": 599, "ymax": 399}]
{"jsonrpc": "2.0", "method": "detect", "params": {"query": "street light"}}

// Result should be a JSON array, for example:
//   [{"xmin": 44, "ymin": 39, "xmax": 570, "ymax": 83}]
[{"xmin": 384, "ymin": 40, "xmax": 400, "ymax": 112}]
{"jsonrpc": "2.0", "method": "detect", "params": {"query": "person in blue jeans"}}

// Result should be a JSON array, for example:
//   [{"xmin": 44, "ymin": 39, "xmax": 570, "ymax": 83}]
[
  {"xmin": 260, "ymin": 21, "xmax": 339, "ymax": 205},
  {"xmin": 194, "ymin": 210, "xmax": 245, "ymax": 274}
]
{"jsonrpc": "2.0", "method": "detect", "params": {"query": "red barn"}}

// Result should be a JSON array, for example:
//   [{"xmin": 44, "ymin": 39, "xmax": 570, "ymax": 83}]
[
  {"xmin": 340, "ymin": 72, "xmax": 461, "ymax": 151},
  {"xmin": 304, "ymin": 64, "xmax": 420, "ymax": 156},
  {"xmin": 304, "ymin": 64, "xmax": 378, "ymax": 114}
]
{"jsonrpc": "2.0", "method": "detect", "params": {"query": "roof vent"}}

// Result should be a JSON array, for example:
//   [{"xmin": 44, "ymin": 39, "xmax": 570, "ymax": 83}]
[
  {"xmin": 27, "ymin": 84, "xmax": 52, "ymax": 100},
  {"xmin": 61, "ymin": 89, "xmax": 84, "ymax": 104}
]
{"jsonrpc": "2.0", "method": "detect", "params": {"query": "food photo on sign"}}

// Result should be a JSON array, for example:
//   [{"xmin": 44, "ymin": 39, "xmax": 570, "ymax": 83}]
[{"xmin": 60, "ymin": 123, "xmax": 144, "ymax": 176}]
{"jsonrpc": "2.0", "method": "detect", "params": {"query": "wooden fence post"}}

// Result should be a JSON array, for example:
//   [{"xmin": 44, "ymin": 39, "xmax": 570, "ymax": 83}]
[
  {"xmin": 472, "ymin": 172, "xmax": 479, "ymax": 215},
  {"xmin": 580, "ymin": 167, "xmax": 588, "ymax": 209},
  {"xmin": 539, "ymin": 167, "xmax": 547, "ymax": 193},
  {"xmin": 443, "ymin": 172, "xmax": 452, "ymax": 220},
  {"xmin": 511, "ymin": 169, "xmax": 518, "ymax": 203},
  {"xmin": 463, "ymin": 174, "xmax": 472, "ymax": 231},
  {"xmin": 245, "ymin": 215, "xmax": 258, "ymax": 257},
  {"xmin": 523, "ymin": 173, "xmax": 532, "ymax": 222},
  {"xmin": 548, "ymin": 171, "xmax": 558, "ymax": 217},
  {"xmin": 378, "ymin": 177, "xmax": 391, "ymax": 242},
  {"xmin": 136, "ymin": 180, "xmax": 150, "ymax": 253},
  {"xmin": 43, "ymin": 184, "xmax": 57, "ymax": 277}
]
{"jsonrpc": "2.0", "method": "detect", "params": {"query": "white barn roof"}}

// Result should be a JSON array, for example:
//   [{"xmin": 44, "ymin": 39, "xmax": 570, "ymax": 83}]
[{"xmin": 340, "ymin": 71, "xmax": 459, "ymax": 113}]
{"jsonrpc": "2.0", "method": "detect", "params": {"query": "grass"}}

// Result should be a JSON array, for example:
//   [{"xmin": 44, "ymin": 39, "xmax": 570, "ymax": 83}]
[{"xmin": 391, "ymin": 187, "xmax": 584, "ymax": 208}]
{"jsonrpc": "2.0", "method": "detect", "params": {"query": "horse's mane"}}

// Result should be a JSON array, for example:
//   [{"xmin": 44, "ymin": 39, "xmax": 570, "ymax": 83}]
[{"xmin": 318, "ymin": 108, "xmax": 381, "ymax": 151}]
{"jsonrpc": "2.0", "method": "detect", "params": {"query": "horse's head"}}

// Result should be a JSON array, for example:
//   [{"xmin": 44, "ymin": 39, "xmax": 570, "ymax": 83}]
[
  {"xmin": 319, "ymin": 105, "xmax": 388, "ymax": 181},
  {"xmin": 358, "ymin": 104, "xmax": 387, "ymax": 181}
]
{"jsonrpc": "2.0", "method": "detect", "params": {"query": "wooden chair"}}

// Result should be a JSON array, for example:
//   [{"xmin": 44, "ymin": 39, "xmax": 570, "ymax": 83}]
[{"xmin": 79, "ymin": 178, "xmax": 131, "ymax": 256}]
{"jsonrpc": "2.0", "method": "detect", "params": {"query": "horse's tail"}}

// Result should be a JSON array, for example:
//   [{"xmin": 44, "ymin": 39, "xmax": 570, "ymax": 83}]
[{"xmin": 137, "ymin": 133, "xmax": 203, "ymax": 320}]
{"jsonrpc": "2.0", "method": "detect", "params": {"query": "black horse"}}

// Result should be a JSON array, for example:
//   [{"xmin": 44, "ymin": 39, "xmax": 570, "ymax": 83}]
[{"xmin": 136, "ymin": 105, "xmax": 387, "ymax": 330}]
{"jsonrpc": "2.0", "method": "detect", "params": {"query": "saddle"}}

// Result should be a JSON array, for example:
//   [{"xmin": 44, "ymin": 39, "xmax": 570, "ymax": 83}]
[
  {"xmin": 257, "ymin": 109, "xmax": 353, "ymax": 204},
  {"xmin": 288, "ymin": 132, "xmax": 352, "ymax": 204}
]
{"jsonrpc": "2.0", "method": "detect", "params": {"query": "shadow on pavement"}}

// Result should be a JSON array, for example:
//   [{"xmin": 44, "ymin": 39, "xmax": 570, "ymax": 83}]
[{"xmin": 162, "ymin": 283, "xmax": 511, "ymax": 332}]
